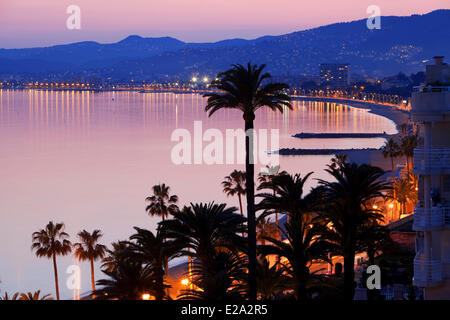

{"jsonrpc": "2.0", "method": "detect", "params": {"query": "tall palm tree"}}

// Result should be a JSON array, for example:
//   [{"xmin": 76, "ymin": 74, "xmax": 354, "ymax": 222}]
[
  {"xmin": 318, "ymin": 163, "xmax": 389, "ymax": 300},
  {"xmin": 128, "ymin": 227, "xmax": 182, "ymax": 300},
  {"xmin": 400, "ymin": 134, "xmax": 418, "ymax": 178},
  {"xmin": 19, "ymin": 290, "xmax": 53, "ymax": 300},
  {"xmin": 381, "ymin": 138, "xmax": 402, "ymax": 200},
  {"xmin": 222, "ymin": 170, "xmax": 246, "ymax": 216},
  {"xmin": 31, "ymin": 221, "xmax": 72, "ymax": 300},
  {"xmin": 257, "ymin": 173, "xmax": 330, "ymax": 300},
  {"xmin": 73, "ymin": 229, "xmax": 107, "ymax": 295},
  {"xmin": 145, "ymin": 183, "xmax": 179, "ymax": 221},
  {"xmin": 257, "ymin": 164, "xmax": 288, "ymax": 230},
  {"xmin": 205, "ymin": 63, "xmax": 291, "ymax": 300}
]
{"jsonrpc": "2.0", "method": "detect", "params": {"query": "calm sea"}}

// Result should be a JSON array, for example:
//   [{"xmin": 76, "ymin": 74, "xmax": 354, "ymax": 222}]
[{"xmin": 0, "ymin": 89, "xmax": 396, "ymax": 298}]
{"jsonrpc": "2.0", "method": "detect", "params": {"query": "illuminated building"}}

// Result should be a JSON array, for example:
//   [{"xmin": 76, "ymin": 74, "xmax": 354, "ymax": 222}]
[{"xmin": 412, "ymin": 56, "xmax": 450, "ymax": 299}]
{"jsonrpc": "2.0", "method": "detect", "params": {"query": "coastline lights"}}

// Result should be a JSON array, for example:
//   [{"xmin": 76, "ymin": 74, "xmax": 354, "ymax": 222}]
[
  {"xmin": 191, "ymin": 77, "xmax": 198, "ymax": 83},
  {"xmin": 202, "ymin": 77, "xmax": 209, "ymax": 83}
]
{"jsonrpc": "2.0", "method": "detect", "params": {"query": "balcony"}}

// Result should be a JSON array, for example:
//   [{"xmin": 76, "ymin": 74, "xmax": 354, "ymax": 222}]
[
  {"xmin": 413, "ymin": 206, "xmax": 450, "ymax": 230},
  {"xmin": 411, "ymin": 86, "xmax": 450, "ymax": 122},
  {"xmin": 413, "ymin": 259, "xmax": 443, "ymax": 287},
  {"xmin": 413, "ymin": 148, "xmax": 450, "ymax": 174}
]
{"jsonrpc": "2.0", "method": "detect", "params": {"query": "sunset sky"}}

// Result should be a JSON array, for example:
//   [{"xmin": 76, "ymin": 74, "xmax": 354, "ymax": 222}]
[{"xmin": 0, "ymin": 0, "xmax": 449, "ymax": 48}]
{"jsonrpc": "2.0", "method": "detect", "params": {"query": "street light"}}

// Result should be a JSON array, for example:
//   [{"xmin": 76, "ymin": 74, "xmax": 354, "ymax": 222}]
[
  {"xmin": 181, "ymin": 278, "xmax": 189, "ymax": 286},
  {"xmin": 142, "ymin": 293, "xmax": 151, "ymax": 300}
]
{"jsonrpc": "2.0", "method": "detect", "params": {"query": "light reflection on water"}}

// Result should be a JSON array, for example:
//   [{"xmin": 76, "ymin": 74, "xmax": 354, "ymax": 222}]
[{"xmin": 0, "ymin": 90, "xmax": 395, "ymax": 298}]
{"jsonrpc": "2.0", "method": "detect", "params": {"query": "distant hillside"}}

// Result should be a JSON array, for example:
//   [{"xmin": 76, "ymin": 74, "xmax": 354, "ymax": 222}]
[{"xmin": 1, "ymin": 9, "xmax": 449, "ymax": 81}]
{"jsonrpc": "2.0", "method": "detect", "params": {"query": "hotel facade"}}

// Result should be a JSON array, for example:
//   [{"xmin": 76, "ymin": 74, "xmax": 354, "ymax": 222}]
[{"xmin": 412, "ymin": 56, "xmax": 450, "ymax": 299}]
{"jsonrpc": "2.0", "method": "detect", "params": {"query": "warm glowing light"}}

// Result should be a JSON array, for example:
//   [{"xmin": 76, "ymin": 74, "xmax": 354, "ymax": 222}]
[
  {"xmin": 202, "ymin": 77, "xmax": 209, "ymax": 83},
  {"xmin": 191, "ymin": 77, "xmax": 198, "ymax": 82},
  {"xmin": 142, "ymin": 293, "xmax": 151, "ymax": 300},
  {"xmin": 373, "ymin": 205, "xmax": 378, "ymax": 209},
  {"xmin": 389, "ymin": 203, "xmax": 394, "ymax": 209},
  {"xmin": 181, "ymin": 278, "xmax": 189, "ymax": 286}
]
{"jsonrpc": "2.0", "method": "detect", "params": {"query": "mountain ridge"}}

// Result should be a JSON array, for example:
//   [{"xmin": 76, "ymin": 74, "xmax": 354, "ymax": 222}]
[{"xmin": 1, "ymin": 9, "xmax": 449, "ymax": 81}]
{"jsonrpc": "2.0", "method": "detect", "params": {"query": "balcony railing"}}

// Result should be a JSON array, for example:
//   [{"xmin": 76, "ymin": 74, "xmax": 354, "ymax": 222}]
[
  {"xmin": 414, "ymin": 148, "xmax": 450, "ymax": 173},
  {"xmin": 413, "ymin": 207, "xmax": 450, "ymax": 229},
  {"xmin": 414, "ymin": 259, "xmax": 443, "ymax": 283}
]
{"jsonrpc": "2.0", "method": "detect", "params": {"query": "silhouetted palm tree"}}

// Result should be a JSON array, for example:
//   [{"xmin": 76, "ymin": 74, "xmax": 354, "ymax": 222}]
[
  {"xmin": 145, "ymin": 183, "xmax": 179, "ymax": 221},
  {"xmin": 256, "ymin": 216, "xmax": 278, "ymax": 246},
  {"xmin": 357, "ymin": 223, "xmax": 392, "ymax": 266},
  {"xmin": 73, "ymin": 229, "xmax": 107, "ymax": 294},
  {"xmin": 101, "ymin": 241, "xmax": 130, "ymax": 272},
  {"xmin": 318, "ymin": 163, "xmax": 389, "ymax": 300},
  {"xmin": 389, "ymin": 177, "xmax": 417, "ymax": 218},
  {"xmin": 204, "ymin": 63, "xmax": 291, "ymax": 300},
  {"xmin": 400, "ymin": 134, "xmax": 418, "ymax": 178},
  {"xmin": 128, "ymin": 227, "xmax": 182, "ymax": 300},
  {"xmin": 19, "ymin": 290, "xmax": 53, "ymax": 300},
  {"xmin": 31, "ymin": 221, "xmax": 72, "ymax": 300},
  {"xmin": 382, "ymin": 138, "xmax": 402, "ymax": 200},
  {"xmin": 161, "ymin": 202, "xmax": 246, "ymax": 269},
  {"xmin": 94, "ymin": 259, "xmax": 157, "ymax": 300},
  {"xmin": 179, "ymin": 250, "xmax": 247, "ymax": 300},
  {"xmin": 257, "ymin": 165, "xmax": 288, "ymax": 230},
  {"xmin": 330, "ymin": 154, "xmax": 348, "ymax": 171},
  {"xmin": 0, "ymin": 292, "xmax": 19, "ymax": 300},
  {"xmin": 222, "ymin": 170, "xmax": 246, "ymax": 216},
  {"xmin": 258, "ymin": 206, "xmax": 330, "ymax": 299},
  {"xmin": 256, "ymin": 259, "xmax": 290, "ymax": 300}
]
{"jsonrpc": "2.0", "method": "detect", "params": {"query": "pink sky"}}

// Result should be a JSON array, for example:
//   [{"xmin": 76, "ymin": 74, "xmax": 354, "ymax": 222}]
[{"xmin": 0, "ymin": 0, "xmax": 449, "ymax": 48}]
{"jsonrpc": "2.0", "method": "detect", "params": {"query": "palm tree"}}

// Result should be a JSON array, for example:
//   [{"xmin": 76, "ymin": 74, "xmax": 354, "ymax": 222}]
[
  {"xmin": 161, "ymin": 202, "xmax": 246, "ymax": 270},
  {"xmin": 94, "ymin": 259, "xmax": 157, "ymax": 300},
  {"xmin": 257, "ymin": 164, "xmax": 288, "ymax": 230},
  {"xmin": 400, "ymin": 134, "xmax": 418, "ymax": 178},
  {"xmin": 357, "ymin": 223, "xmax": 392, "ymax": 266},
  {"xmin": 381, "ymin": 138, "xmax": 402, "ymax": 200},
  {"xmin": 128, "ymin": 227, "xmax": 182, "ymax": 300},
  {"xmin": 330, "ymin": 154, "xmax": 348, "ymax": 171},
  {"xmin": 256, "ymin": 259, "xmax": 290, "ymax": 300},
  {"xmin": 258, "ymin": 212, "xmax": 330, "ymax": 300},
  {"xmin": 31, "ymin": 221, "xmax": 72, "ymax": 300},
  {"xmin": 19, "ymin": 290, "xmax": 53, "ymax": 300},
  {"xmin": 390, "ymin": 177, "xmax": 418, "ymax": 218},
  {"xmin": 318, "ymin": 163, "xmax": 389, "ymax": 300},
  {"xmin": 256, "ymin": 173, "xmax": 331, "ymax": 300},
  {"xmin": 145, "ymin": 183, "xmax": 179, "ymax": 221},
  {"xmin": 256, "ymin": 216, "xmax": 278, "ymax": 246},
  {"xmin": 73, "ymin": 229, "xmax": 107, "ymax": 295},
  {"xmin": 101, "ymin": 241, "xmax": 129, "ymax": 272},
  {"xmin": 0, "ymin": 292, "xmax": 19, "ymax": 300},
  {"xmin": 204, "ymin": 63, "xmax": 291, "ymax": 300},
  {"xmin": 222, "ymin": 170, "xmax": 246, "ymax": 216},
  {"xmin": 161, "ymin": 202, "xmax": 246, "ymax": 300},
  {"xmin": 179, "ymin": 250, "xmax": 247, "ymax": 300}
]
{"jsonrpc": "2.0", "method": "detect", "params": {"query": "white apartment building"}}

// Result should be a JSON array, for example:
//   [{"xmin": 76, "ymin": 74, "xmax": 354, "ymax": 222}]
[{"xmin": 412, "ymin": 56, "xmax": 450, "ymax": 299}]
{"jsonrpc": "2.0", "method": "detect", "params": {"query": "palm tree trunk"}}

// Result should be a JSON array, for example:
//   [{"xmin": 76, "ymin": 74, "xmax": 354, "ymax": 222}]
[
  {"xmin": 406, "ymin": 156, "xmax": 410, "ymax": 178},
  {"xmin": 245, "ymin": 117, "xmax": 257, "ymax": 301},
  {"xmin": 343, "ymin": 247, "xmax": 356, "ymax": 300},
  {"xmin": 90, "ymin": 258, "xmax": 96, "ymax": 297},
  {"xmin": 52, "ymin": 253, "xmax": 60, "ymax": 300},
  {"xmin": 238, "ymin": 193, "xmax": 243, "ymax": 216},
  {"xmin": 296, "ymin": 262, "xmax": 308, "ymax": 300}
]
